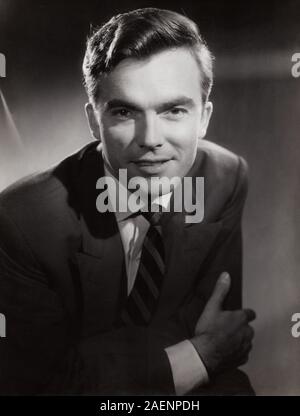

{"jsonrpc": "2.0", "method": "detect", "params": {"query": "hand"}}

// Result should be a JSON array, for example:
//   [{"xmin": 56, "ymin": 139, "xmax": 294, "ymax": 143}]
[{"xmin": 190, "ymin": 272, "xmax": 256, "ymax": 377}]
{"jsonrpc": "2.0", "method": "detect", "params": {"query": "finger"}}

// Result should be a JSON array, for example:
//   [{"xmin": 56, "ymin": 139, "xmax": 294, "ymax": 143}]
[
  {"xmin": 243, "ymin": 309, "xmax": 256, "ymax": 323},
  {"xmin": 240, "ymin": 336, "xmax": 253, "ymax": 354},
  {"xmin": 236, "ymin": 344, "xmax": 251, "ymax": 365},
  {"xmin": 244, "ymin": 325, "xmax": 255, "ymax": 341},
  {"xmin": 244, "ymin": 342, "xmax": 253, "ymax": 355},
  {"xmin": 237, "ymin": 353, "xmax": 249, "ymax": 367},
  {"xmin": 238, "ymin": 336, "xmax": 253, "ymax": 364},
  {"xmin": 205, "ymin": 272, "xmax": 231, "ymax": 313}
]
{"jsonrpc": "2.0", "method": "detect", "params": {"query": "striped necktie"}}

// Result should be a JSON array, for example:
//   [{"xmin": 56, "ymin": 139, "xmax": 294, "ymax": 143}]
[{"xmin": 120, "ymin": 209, "xmax": 165, "ymax": 326}]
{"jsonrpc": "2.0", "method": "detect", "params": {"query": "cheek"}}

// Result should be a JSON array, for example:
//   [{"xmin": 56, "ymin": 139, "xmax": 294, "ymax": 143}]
[
  {"xmin": 101, "ymin": 122, "xmax": 136, "ymax": 149},
  {"xmin": 165, "ymin": 119, "xmax": 199, "ymax": 152}
]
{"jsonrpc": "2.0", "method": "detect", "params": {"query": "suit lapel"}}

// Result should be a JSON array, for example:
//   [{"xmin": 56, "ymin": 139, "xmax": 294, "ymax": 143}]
[
  {"xmin": 153, "ymin": 148, "xmax": 222, "ymax": 320},
  {"xmin": 154, "ymin": 211, "xmax": 221, "ymax": 320},
  {"xmin": 73, "ymin": 143, "xmax": 126, "ymax": 335}
]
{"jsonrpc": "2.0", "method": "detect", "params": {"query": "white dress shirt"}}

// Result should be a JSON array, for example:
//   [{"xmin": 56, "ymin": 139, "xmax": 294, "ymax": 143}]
[{"xmin": 103, "ymin": 163, "xmax": 209, "ymax": 395}]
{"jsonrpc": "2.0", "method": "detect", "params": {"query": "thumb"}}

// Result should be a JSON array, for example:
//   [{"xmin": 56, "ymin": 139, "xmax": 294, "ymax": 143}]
[{"xmin": 204, "ymin": 272, "xmax": 231, "ymax": 314}]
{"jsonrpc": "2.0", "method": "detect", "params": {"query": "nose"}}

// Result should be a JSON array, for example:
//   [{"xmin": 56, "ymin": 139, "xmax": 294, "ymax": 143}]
[{"xmin": 136, "ymin": 113, "xmax": 163, "ymax": 149}]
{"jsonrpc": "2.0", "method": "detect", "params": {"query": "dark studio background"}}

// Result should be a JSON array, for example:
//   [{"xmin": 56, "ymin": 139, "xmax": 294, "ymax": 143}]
[{"xmin": 0, "ymin": 0, "xmax": 299, "ymax": 395}]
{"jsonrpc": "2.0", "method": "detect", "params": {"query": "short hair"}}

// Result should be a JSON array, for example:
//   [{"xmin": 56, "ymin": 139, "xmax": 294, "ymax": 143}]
[{"xmin": 83, "ymin": 8, "xmax": 213, "ymax": 106}]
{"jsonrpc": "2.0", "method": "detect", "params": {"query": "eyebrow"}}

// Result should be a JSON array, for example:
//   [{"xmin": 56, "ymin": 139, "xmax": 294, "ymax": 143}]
[{"xmin": 105, "ymin": 96, "xmax": 195, "ymax": 113}]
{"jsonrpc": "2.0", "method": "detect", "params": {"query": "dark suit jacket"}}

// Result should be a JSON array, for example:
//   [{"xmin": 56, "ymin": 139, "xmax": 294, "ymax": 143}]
[{"xmin": 0, "ymin": 139, "xmax": 254, "ymax": 395}]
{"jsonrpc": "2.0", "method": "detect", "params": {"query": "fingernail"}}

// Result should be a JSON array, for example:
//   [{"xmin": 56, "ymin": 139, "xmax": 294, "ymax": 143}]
[{"xmin": 221, "ymin": 272, "xmax": 230, "ymax": 282}]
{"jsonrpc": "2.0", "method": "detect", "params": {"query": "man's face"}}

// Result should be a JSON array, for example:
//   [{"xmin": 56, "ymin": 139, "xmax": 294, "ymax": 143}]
[{"xmin": 86, "ymin": 47, "xmax": 212, "ymax": 195}]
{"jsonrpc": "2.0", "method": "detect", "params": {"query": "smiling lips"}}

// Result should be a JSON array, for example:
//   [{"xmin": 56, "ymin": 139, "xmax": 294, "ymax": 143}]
[
  {"xmin": 132, "ymin": 158, "xmax": 172, "ymax": 173},
  {"xmin": 133, "ymin": 158, "xmax": 171, "ymax": 166}
]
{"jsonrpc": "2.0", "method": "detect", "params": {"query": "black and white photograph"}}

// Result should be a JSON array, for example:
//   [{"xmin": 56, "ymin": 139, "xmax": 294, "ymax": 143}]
[{"xmin": 0, "ymin": 0, "xmax": 299, "ymax": 398}]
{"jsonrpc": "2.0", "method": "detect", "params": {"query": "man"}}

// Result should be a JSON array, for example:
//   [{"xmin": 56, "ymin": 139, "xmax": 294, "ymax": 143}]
[{"xmin": 0, "ymin": 8, "xmax": 255, "ymax": 395}]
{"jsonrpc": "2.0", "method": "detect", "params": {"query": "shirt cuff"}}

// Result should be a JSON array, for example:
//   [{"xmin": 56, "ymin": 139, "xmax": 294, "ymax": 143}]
[{"xmin": 165, "ymin": 339, "xmax": 209, "ymax": 396}]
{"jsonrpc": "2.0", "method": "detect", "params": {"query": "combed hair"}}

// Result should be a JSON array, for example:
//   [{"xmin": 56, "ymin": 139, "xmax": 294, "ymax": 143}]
[{"xmin": 83, "ymin": 8, "xmax": 214, "ymax": 105}]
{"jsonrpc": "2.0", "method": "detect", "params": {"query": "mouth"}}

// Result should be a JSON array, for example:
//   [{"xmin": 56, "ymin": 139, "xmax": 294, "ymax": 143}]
[
  {"xmin": 131, "ymin": 158, "xmax": 172, "ymax": 174},
  {"xmin": 132, "ymin": 158, "xmax": 171, "ymax": 166}
]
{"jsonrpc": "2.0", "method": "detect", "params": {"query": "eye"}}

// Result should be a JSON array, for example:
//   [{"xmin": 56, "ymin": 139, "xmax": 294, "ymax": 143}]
[
  {"xmin": 165, "ymin": 107, "xmax": 188, "ymax": 119},
  {"xmin": 111, "ymin": 108, "xmax": 132, "ymax": 119},
  {"xmin": 171, "ymin": 107, "xmax": 186, "ymax": 114}
]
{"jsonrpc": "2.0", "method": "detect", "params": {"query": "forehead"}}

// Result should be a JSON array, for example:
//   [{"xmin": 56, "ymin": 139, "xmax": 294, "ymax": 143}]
[{"xmin": 97, "ymin": 48, "xmax": 203, "ymax": 106}]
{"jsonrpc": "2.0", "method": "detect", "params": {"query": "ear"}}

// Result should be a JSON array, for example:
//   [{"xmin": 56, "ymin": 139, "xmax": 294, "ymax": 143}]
[
  {"xmin": 85, "ymin": 102, "xmax": 101, "ymax": 141},
  {"xmin": 198, "ymin": 101, "xmax": 213, "ymax": 140}
]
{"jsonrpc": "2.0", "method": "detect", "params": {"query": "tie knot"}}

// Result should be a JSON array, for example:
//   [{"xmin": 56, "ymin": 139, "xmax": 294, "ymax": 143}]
[
  {"xmin": 129, "ymin": 205, "xmax": 164, "ymax": 226},
  {"xmin": 141, "ymin": 210, "xmax": 163, "ymax": 226}
]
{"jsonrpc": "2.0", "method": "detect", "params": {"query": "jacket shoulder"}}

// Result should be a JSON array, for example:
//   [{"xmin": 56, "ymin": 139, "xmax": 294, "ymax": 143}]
[
  {"xmin": 197, "ymin": 139, "xmax": 248, "ymax": 187},
  {"xmin": 198, "ymin": 139, "xmax": 247, "ymax": 174},
  {"xmin": 0, "ymin": 141, "xmax": 98, "ymax": 250},
  {"xmin": 195, "ymin": 140, "xmax": 248, "ymax": 221},
  {"xmin": 0, "ymin": 141, "xmax": 97, "ymax": 214}
]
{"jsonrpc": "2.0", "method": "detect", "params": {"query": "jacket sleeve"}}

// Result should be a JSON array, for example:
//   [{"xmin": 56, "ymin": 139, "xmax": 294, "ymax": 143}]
[
  {"xmin": 174, "ymin": 156, "xmax": 249, "ymax": 337},
  {"xmin": 166, "ymin": 156, "xmax": 254, "ymax": 395},
  {"xmin": 0, "ymin": 206, "xmax": 183, "ymax": 395}
]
